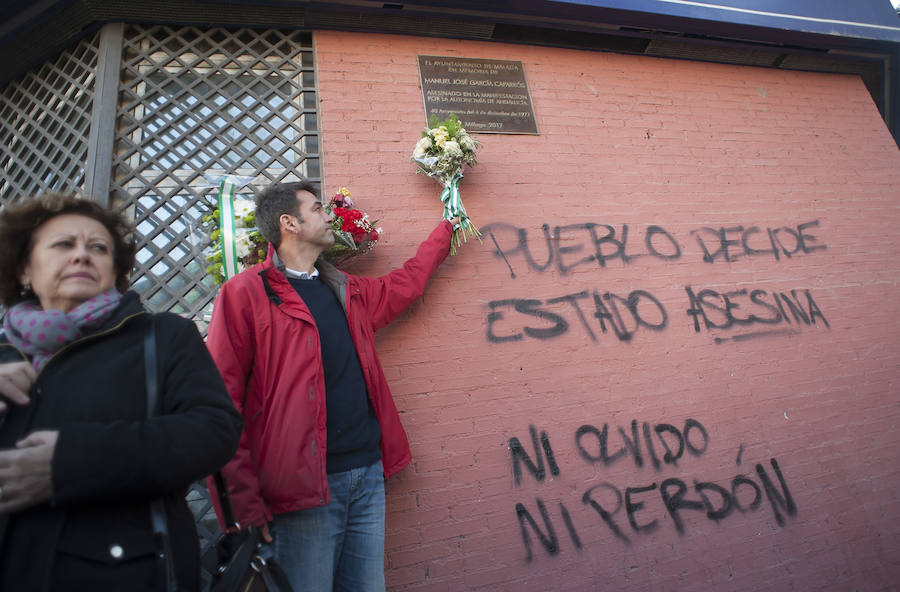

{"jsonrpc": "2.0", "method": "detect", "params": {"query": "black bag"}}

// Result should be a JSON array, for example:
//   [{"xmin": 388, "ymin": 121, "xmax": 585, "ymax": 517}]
[{"xmin": 206, "ymin": 472, "xmax": 293, "ymax": 592}]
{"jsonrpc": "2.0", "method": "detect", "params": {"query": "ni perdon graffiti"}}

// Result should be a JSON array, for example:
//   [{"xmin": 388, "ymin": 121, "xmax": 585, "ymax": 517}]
[
  {"xmin": 509, "ymin": 420, "xmax": 796, "ymax": 562},
  {"xmin": 483, "ymin": 220, "xmax": 829, "ymax": 344}
]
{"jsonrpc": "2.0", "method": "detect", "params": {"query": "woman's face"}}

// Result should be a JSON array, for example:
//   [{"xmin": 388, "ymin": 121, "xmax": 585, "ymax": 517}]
[{"xmin": 20, "ymin": 214, "xmax": 117, "ymax": 313}]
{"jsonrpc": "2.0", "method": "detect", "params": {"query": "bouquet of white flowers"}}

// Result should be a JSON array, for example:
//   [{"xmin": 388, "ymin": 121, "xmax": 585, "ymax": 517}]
[{"xmin": 411, "ymin": 114, "xmax": 481, "ymax": 254}]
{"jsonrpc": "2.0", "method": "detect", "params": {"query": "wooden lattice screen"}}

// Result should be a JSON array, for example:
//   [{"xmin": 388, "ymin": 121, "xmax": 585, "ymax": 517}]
[
  {"xmin": 0, "ymin": 33, "xmax": 100, "ymax": 202},
  {"xmin": 113, "ymin": 25, "xmax": 319, "ymax": 327}
]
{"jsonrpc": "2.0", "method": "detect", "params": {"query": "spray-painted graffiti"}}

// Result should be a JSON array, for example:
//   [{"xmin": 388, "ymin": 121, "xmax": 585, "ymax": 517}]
[
  {"xmin": 685, "ymin": 286, "xmax": 829, "ymax": 343},
  {"xmin": 483, "ymin": 220, "xmax": 825, "ymax": 277},
  {"xmin": 482, "ymin": 220, "xmax": 830, "ymax": 343},
  {"xmin": 484, "ymin": 222, "xmax": 682, "ymax": 277},
  {"xmin": 690, "ymin": 221, "xmax": 826, "ymax": 263},
  {"xmin": 486, "ymin": 290, "xmax": 667, "ymax": 343},
  {"xmin": 508, "ymin": 421, "xmax": 797, "ymax": 562},
  {"xmin": 574, "ymin": 419, "xmax": 709, "ymax": 471},
  {"xmin": 485, "ymin": 285, "xmax": 828, "ymax": 344}
]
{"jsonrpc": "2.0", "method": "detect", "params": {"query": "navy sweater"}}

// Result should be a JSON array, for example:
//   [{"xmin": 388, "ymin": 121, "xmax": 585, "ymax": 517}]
[{"xmin": 288, "ymin": 276, "xmax": 382, "ymax": 474}]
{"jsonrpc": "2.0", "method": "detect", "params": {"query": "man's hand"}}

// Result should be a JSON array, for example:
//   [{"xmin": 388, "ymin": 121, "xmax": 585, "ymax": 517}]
[
  {"xmin": 0, "ymin": 361, "xmax": 35, "ymax": 413},
  {"xmin": 260, "ymin": 521, "xmax": 273, "ymax": 543},
  {"xmin": 0, "ymin": 430, "xmax": 58, "ymax": 514},
  {"xmin": 448, "ymin": 216, "xmax": 461, "ymax": 228}
]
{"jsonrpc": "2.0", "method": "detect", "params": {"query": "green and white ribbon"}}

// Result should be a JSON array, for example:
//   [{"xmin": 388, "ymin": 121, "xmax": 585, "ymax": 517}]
[
  {"xmin": 217, "ymin": 177, "xmax": 240, "ymax": 280},
  {"xmin": 439, "ymin": 169, "xmax": 481, "ymax": 255},
  {"xmin": 440, "ymin": 170, "xmax": 466, "ymax": 221}
]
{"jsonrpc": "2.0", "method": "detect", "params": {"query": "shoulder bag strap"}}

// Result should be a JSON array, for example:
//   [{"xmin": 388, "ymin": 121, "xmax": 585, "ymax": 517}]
[
  {"xmin": 212, "ymin": 470, "xmax": 239, "ymax": 530},
  {"xmin": 145, "ymin": 315, "xmax": 179, "ymax": 592}
]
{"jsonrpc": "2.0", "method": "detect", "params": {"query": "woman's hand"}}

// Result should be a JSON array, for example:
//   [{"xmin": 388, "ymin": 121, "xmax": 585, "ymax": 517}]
[
  {"xmin": 0, "ymin": 361, "xmax": 36, "ymax": 412},
  {"xmin": 0, "ymin": 430, "xmax": 58, "ymax": 513}
]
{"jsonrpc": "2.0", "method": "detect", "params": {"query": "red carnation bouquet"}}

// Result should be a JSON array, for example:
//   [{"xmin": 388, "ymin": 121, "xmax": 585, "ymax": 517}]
[{"xmin": 323, "ymin": 187, "xmax": 382, "ymax": 266}]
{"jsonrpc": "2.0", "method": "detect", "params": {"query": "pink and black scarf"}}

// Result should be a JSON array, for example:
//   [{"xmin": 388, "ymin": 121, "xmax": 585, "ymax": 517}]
[{"xmin": 2, "ymin": 289, "xmax": 123, "ymax": 370}]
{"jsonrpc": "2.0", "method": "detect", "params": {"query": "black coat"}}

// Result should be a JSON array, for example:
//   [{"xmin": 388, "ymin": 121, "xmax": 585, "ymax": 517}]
[{"xmin": 0, "ymin": 292, "xmax": 242, "ymax": 591}]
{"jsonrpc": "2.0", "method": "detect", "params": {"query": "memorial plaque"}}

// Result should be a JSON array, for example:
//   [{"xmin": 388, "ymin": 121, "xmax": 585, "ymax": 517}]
[{"xmin": 417, "ymin": 55, "xmax": 539, "ymax": 135}]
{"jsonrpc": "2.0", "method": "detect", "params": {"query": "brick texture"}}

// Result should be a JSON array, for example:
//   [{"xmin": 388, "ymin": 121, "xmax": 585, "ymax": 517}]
[{"xmin": 315, "ymin": 31, "xmax": 900, "ymax": 591}]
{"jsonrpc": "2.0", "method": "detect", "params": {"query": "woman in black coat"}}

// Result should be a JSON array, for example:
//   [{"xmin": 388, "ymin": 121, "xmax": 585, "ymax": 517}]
[{"xmin": 0, "ymin": 193, "xmax": 242, "ymax": 591}]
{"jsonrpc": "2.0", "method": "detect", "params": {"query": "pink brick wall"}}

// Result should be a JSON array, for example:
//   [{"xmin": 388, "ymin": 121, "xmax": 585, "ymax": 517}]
[{"xmin": 315, "ymin": 31, "xmax": 900, "ymax": 591}]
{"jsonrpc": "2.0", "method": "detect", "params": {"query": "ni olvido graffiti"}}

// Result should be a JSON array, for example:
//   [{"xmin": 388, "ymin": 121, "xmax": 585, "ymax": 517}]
[
  {"xmin": 483, "ymin": 220, "xmax": 829, "ymax": 344},
  {"xmin": 508, "ymin": 420, "xmax": 796, "ymax": 562}
]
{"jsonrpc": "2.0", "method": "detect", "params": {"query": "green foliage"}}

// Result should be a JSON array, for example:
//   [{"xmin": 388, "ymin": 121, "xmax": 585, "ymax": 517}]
[{"xmin": 427, "ymin": 113, "xmax": 464, "ymax": 136}]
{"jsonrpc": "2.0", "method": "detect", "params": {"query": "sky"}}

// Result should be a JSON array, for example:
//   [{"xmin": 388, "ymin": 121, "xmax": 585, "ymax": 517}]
[{"xmin": 893, "ymin": 0, "xmax": 900, "ymax": 11}]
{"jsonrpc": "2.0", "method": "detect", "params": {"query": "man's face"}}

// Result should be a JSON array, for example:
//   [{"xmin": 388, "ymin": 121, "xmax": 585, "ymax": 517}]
[{"xmin": 294, "ymin": 189, "xmax": 334, "ymax": 250}]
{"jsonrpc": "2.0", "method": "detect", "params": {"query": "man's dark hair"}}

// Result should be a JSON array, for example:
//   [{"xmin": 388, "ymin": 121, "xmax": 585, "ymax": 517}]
[
  {"xmin": 0, "ymin": 192, "xmax": 137, "ymax": 307},
  {"xmin": 255, "ymin": 180, "xmax": 319, "ymax": 248}
]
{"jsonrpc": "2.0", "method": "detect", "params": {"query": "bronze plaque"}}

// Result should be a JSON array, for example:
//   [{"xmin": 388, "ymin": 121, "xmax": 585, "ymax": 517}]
[{"xmin": 417, "ymin": 55, "xmax": 539, "ymax": 135}]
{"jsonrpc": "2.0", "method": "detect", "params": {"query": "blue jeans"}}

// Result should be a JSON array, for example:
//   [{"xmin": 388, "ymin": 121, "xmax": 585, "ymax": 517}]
[{"xmin": 265, "ymin": 460, "xmax": 386, "ymax": 592}]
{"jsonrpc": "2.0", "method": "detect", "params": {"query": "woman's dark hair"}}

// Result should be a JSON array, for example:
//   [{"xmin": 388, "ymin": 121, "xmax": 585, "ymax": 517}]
[
  {"xmin": 0, "ymin": 193, "xmax": 137, "ymax": 307},
  {"xmin": 255, "ymin": 179, "xmax": 320, "ymax": 248}
]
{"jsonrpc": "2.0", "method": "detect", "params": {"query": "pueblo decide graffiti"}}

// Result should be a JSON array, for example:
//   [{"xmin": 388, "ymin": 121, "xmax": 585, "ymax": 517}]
[{"xmin": 483, "ymin": 220, "xmax": 829, "ymax": 344}]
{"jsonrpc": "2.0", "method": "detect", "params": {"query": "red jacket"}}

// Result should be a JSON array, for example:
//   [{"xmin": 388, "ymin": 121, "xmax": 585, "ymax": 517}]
[{"xmin": 207, "ymin": 221, "xmax": 452, "ymax": 527}]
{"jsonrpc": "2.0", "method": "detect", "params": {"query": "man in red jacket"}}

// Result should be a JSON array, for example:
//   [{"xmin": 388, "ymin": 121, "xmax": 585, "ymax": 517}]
[{"xmin": 206, "ymin": 179, "xmax": 456, "ymax": 592}]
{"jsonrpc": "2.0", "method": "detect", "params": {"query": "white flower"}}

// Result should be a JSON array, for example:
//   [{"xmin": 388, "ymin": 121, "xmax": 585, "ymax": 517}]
[
  {"xmin": 234, "ymin": 230, "xmax": 252, "ymax": 258},
  {"xmin": 443, "ymin": 140, "xmax": 462, "ymax": 157},
  {"xmin": 412, "ymin": 137, "xmax": 432, "ymax": 158},
  {"xmin": 459, "ymin": 134, "xmax": 477, "ymax": 152},
  {"xmin": 232, "ymin": 199, "xmax": 255, "ymax": 222}
]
